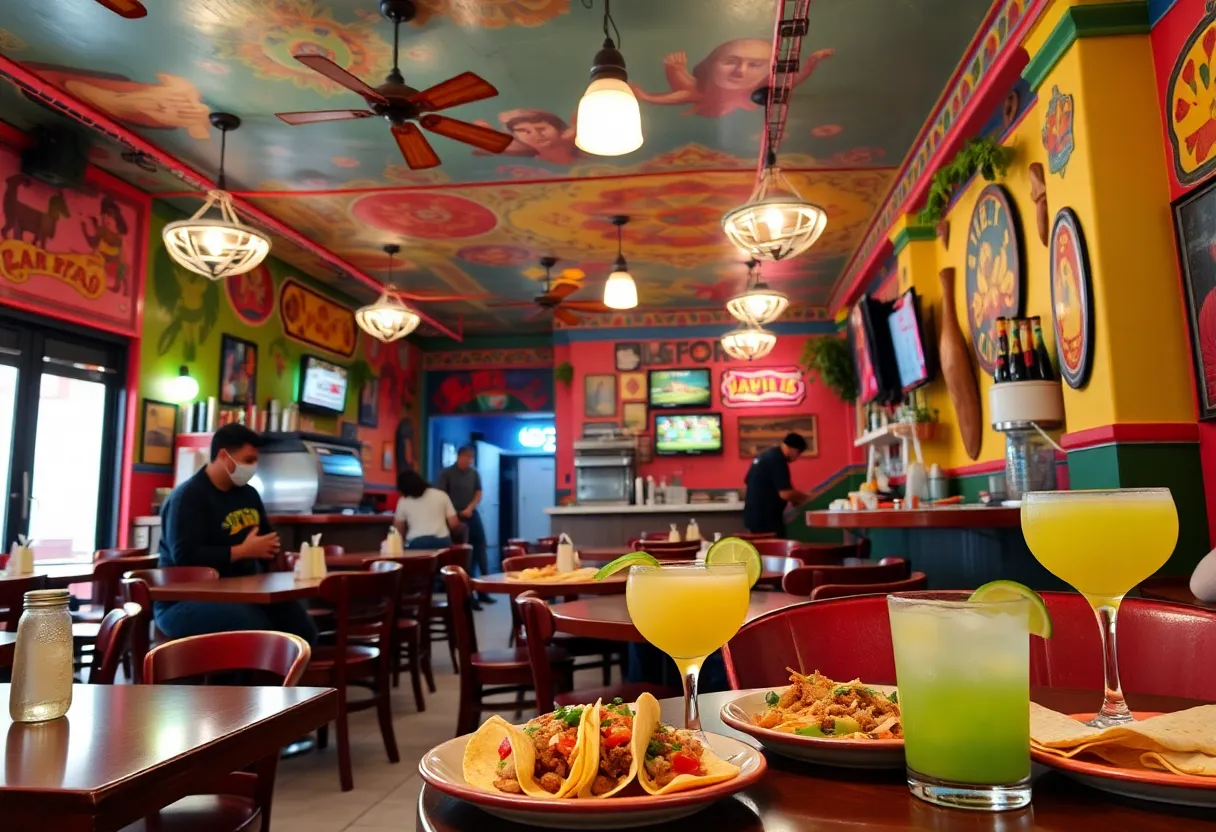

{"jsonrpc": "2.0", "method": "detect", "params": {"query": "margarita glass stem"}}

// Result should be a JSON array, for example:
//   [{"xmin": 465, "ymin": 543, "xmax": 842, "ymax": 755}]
[
  {"xmin": 1091, "ymin": 600, "xmax": 1132, "ymax": 727},
  {"xmin": 675, "ymin": 657, "xmax": 704, "ymax": 732}
]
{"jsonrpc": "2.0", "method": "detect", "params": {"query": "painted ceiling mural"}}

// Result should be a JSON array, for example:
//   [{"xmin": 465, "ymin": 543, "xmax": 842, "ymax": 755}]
[{"xmin": 0, "ymin": 0, "xmax": 992, "ymax": 333}]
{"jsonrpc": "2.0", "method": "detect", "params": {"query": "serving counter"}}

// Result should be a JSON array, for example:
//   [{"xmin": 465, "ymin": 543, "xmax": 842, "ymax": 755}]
[
  {"xmin": 132, "ymin": 513, "xmax": 394, "ymax": 555},
  {"xmin": 545, "ymin": 503, "xmax": 744, "ymax": 547}
]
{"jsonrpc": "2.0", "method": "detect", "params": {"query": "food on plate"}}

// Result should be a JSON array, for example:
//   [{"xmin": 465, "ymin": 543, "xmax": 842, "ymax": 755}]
[
  {"xmin": 634, "ymin": 692, "xmax": 741, "ymax": 794},
  {"xmin": 752, "ymin": 670, "xmax": 902, "ymax": 739},
  {"xmin": 578, "ymin": 698, "xmax": 640, "ymax": 798},
  {"xmin": 507, "ymin": 564, "xmax": 599, "ymax": 583},
  {"xmin": 1030, "ymin": 702, "xmax": 1216, "ymax": 777},
  {"xmin": 463, "ymin": 705, "xmax": 593, "ymax": 798}
]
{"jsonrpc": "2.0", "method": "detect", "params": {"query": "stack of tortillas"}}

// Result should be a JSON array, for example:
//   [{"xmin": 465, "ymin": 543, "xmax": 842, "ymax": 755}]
[{"xmin": 1030, "ymin": 702, "xmax": 1216, "ymax": 777}]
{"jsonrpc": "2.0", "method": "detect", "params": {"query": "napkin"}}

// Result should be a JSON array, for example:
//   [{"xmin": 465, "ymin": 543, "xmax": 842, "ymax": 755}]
[
  {"xmin": 7, "ymin": 535, "xmax": 33, "ymax": 576},
  {"xmin": 382, "ymin": 527, "xmax": 404, "ymax": 556},
  {"xmin": 556, "ymin": 532, "xmax": 576, "ymax": 573},
  {"xmin": 295, "ymin": 534, "xmax": 328, "ymax": 580}
]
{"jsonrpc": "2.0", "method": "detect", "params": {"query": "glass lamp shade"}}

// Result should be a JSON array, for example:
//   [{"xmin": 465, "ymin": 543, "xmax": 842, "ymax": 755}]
[
  {"xmin": 162, "ymin": 190, "xmax": 271, "ymax": 279},
  {"xmin": 575, "ymin": 78, "xmax": 643, "ymax": 156},
  {"xmin": 725, "ymin": 284, "xmax": 789, "ymax": 326},
  {"xmin": 603, "ymin": 268, "xmax": 638, "ymax": 310},
  {"xmin": 356, "ymin": 289, "xmax": 421, "ymax": 343},
  {"xmin": 720, "ymin": 324, "xmax": 777, "ymax": 361},
  {"xmin": 166, "ymin": 366, "xmax": 199, "ymax": 403},
  {"xmin": 722, "ymin": 167, "xmax": 828, "ymax": 261}
]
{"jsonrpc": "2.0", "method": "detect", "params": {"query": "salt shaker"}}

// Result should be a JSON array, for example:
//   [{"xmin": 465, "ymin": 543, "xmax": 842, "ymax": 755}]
[{"xmin": 9, "ymin": 589, "xmax": 74, "ymax": 722}]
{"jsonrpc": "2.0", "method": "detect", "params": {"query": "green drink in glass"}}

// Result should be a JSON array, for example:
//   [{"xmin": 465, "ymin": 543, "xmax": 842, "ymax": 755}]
[{"xmin": 888, "ymin": 593, "xmax": 1031, "ymax": 811}]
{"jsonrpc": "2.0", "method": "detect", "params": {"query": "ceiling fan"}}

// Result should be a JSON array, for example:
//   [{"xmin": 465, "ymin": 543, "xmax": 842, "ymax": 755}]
[
  {"xmin": 275, "ymin": 0, "xmax": 513, "ymax": 170},
  {"xmin": 492, "ymin": 257, "xmax": 613, "ymax": 326},
  {"xmin": 92, "ymin": 0, "xmax": 147, "ymax": 18}
]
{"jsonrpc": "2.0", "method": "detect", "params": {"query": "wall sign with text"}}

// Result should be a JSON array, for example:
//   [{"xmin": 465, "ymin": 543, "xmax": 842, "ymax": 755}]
[{"xmin": 720, "ymin": 367, "xmax": 806, "ymax": 408}]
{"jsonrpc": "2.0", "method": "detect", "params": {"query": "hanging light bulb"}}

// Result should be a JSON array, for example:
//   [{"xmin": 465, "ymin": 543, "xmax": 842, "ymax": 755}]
[
  {"xmin": 166, "ymin": 365, "xmax": 199, "ymax": 403},
  {"xmin": 721, "ymin": 323, "xmax": 777, "ymax": 361},
  {"xmin": 726, "ymin": 259, "xmax": 789, "ymax": 326},
  {"xmin": 723, "ymin": 149, "xmax": 828, "ymax": 261},
  {"xmin": 603, "ymin": 215, "xmax": 638, "ymax": 310},
  {"xmin": 162, "ymin": 113, "xmax": 271, "ymax": 279},
  {"xmin": 575, "ymin": 0, "xmax": 642, "ymax": 156},
  {"xmin": 356, "ymin": 243, "xmax": 421, "ymax": 343}
]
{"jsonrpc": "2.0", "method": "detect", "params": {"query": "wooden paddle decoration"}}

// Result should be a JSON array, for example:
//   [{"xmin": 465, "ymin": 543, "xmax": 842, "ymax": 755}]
[
  {"xmin": 938, "ymin": 267, "xmax": 982, "ymax": 460},
  {"xmin": 1029, "ymin": 162, "xmax": 1049, "ymax": 246}
]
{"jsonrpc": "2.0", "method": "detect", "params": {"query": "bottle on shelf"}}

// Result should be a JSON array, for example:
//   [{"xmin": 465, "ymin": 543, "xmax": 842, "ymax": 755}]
[
  {"xmin": 1007, "ymin": 318, "xmax": 1027, "ymax": 382},
  {"xmin": 1031, "ymin": 316, "xmax": 1055, "ymax": 381},
  {"xmin": 1018, "ymin": 318, "xmax": 1041, "ymax": 381},
  {"xmin": 993, "ymin": 317, "xmax": 1012, "ymax": 383}
]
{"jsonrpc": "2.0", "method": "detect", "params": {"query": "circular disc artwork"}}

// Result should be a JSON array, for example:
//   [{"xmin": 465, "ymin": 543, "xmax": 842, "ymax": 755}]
[
  {"xmin": 1168, "ymin": 6, "xmax": 1216, "ymax": 186},
  {"xmin": 351, "ymin": 192, "xmax": 498, "ymax": 240},
  {"xmin": 1049, "ymin": 208, "xmax": 1094, "ymax": 389},
  {"xmin": 964, "ymin": 184, "xmax": 1024, "ymax": 375},
  {"xmin": 224, "ymin": 263, "xmax": 275, "ymax": 326}
]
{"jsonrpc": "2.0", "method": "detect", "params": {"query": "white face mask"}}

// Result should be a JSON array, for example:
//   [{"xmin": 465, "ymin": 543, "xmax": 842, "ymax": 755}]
[{"xmin": 226, "ymin": 453, "xmax": 257, "ymax": 487}]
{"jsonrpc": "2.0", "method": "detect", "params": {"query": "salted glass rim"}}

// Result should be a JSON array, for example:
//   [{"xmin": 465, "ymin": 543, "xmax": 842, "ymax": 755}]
[
  {"xmin": 1022, "ymin": 488, "xmax": 1172, "ymax": 501},
  {"xmin": 628, "ymin": 560, "xmax": 747, "ymax": 574},
  {"xmin": 886, "ymin": 591, "xmax": 1029, "ymax": 611}
]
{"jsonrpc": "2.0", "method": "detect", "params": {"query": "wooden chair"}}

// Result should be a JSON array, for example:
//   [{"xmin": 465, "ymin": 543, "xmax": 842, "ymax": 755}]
[
  {"xmin": 0, "ymin": 575, "xmax": 47, "ymax": 631},
  {"xmin": 322, "ymin": 544, "xmax": 345, "ymax": 556},
  {"xmin": 781, "ymin": 559, "xmax": 910, "ymax": 596},
  {"xmin": 364, "ymin": 554, "xmax": 437, "ymax": 713},
  {"xmin": 515, "ymin": 591, "xmax": 676, "ymax": 713},
  {"xmin": 121, "ymin": 567, "xmax": 221, "ymax": 684},
  {"xmin": 301, "ymin": 563, "xmax": 402, "ymax": 791},
  {"xmin": 534, "ymin": 536, "xmax": 559, "ymax": 553},
  {"xmin": 129, "ymin": 631, "xmax": 311, "ymax": 832},
  {"xmin": 76, "ymin": 547, "xmax": 149, "ymax": 624},
  {"xmin": 72, "ymin": 555, "xmax": 159, "ymax": 671},
  {"xmin": 506, "ymin": 538, "xmax": 530, "ymax": 553},
  {"xmin": 502, "ymin": 553, "xmax": 558, "ymax": 572},
  {"xmin": 87, "ymin": 603, "xmax": 141, "ymax": 684},
  {"xmin": 627, "ymin": 541, "xmax": 701, "ymax": 560},
  {"xmin": 810, "ymin": 572, "xmax": 928, "ymax": 600},
  {"xmin": 428, "ymin": 544, "xmax": 472, "ymax": 677},
  {"xmin": 501, "ymin": 544, "xmax": 527, "ymax": 561},
  {"xmin": 441, "ymin": 565, "xmax": 573, "ymax": 736},
  {"xmin": 734, "ymin": 531, "xmax": 778, "ymax": 541},
  {"xmin": 637, "ymin": 531, "xmax": 674, "ymax": 541}
]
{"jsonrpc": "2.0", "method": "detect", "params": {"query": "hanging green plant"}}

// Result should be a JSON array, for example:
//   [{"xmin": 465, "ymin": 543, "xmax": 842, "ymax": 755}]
[
  {"xmin": 555, "ymin": 361, "xmax": 574, "ymax": 386},
  {"xmin": 801, "ymin": 335, "xmax": 858, "ymax": 403},
  {"xmin": 917, "ymin": 136, "xmax": 1013, "ymax": 226}
]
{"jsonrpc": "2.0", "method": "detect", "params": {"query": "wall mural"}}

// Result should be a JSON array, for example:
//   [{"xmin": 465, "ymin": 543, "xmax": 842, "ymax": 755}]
[
  {"xmin": 279, "ymin": 277, "xmax": 358, "ymax": 357},
  {"xmin": 225, "ymin": 263, "xmax": 276, "ymax": 326},
  {"xmin": 1166, "ymin": 3, "xmax": 1216, "ymax": 187},
  {"xmin": 426, "ymin": 367, "xmax": 554, "ymax": 413},
  {"xmin": 1041, "ymin": 85, "xmax": 1075, "ymax": 177}
]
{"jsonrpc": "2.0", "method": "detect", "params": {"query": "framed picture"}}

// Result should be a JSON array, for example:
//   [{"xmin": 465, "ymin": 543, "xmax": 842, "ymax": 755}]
[
  {"xmin": 637, "ymin": 434, "xmax": 653, "ymax": 463},
  {"xmin": 584, "ymin": 373, "xmax": 617, "ymax": 418},
  {"xmin": 359, "ymin": 377, "xmax": 380, "ymax": 427},
  {"xmin": 622, "ymin": 401, "xmax": 647, "ymax": 433},
  {"xmin": 737, "ymin": 415, "xmax": 818, "ymax": 459},
  {"xmin": 615, "ymin": 342, "xmax": 642, "ymax": 371},
  {"xmin": 1176, "ymin": 181, "xmax": 1216, "ymax": 419},
  {"xmin": 619, "ymin": 371, "xmax": 646, "ymax": 402},
  {"xmin": 219, "ymin": 334, "xmax": 257, "ymax": 406},
  {"xmin": 381, "ymin": 441, "xmax": 393, "ymax": 471},
  {"xmin": 140, "ymin": 399, "xmax": 178, "ymax": 466},
  {"xmin": 1049, "ymin": 208, "xmax": 1094, "ymax": 389}
]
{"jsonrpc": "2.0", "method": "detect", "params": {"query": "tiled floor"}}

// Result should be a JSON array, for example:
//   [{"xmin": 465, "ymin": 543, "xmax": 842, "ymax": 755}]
[{"xmin": 272, "ymin": 597, "xmax": 529, "ymax": 832}]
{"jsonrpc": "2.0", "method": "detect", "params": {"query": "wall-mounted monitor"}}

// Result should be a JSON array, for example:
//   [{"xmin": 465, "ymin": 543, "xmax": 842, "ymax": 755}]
[
  {"xmin": 654, "ymin": 412, "xmax": 723, "ymax": 456},
  {"xmin": 648, "ymin": 368, "xmax": 712, "ymax": 409},
  {"xmin": 887, "ymin": 288, "xmax": 936, "ymax": 392},
  {"xmin": 298, "ymin": 355, "xmax": 349, "ymax": 415},
  {"xmin": 849, "ymin": 294, "xmax": 901, "ymax": 405}
]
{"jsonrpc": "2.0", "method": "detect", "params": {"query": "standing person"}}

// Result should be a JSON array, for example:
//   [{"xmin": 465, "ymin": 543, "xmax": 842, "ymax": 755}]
[
  {"xmin": 742, "ymin": 432, "xmax": 810, "ymax": 537},
  {"xmin": 437, "ymin": 445, "xmax": 495, "ymax": 606},
  {"xmin": 393, "ymin": 469, "xmax": 460, "ymax": 549},
  {"xmin": 155, "ymin": 424, "xmax": 318, "ymax": 645}
]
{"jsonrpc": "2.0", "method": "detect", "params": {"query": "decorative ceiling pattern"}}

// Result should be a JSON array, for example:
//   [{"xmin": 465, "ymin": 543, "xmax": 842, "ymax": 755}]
[{"xmin": 0, "ymin": 0, "xmax": 993, "ymax": 334}]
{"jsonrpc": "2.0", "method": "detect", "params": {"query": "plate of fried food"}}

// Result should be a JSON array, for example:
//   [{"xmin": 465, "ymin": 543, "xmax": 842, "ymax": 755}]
[
  {"xmin": 419, "ymin": 693, "xmax": 766, "ymax": 828},
  {"xmin": 505, "ymin": 564, "xmax": 602, "ymax": 583},
  {"xmin": 720, "ymin": 669, "xmax": 905, "ymax": 768}
]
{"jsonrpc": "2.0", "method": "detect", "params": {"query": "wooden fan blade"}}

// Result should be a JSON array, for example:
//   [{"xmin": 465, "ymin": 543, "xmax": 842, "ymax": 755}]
[
  {"xmin": 419, "ymin": 114, "xmax": 513, "ymax": 154},
  {"xmin": 562, "ymin": 300, "xmax": 614, "ymax": 313},
  {"xmin": 94, "ymin": 0, "xmax": 147, "ymax": 18},
  {"xmin": 276, "ymin": 109, "xmax": 374, "ymax": 125},
  {"xmin": 294, "ymin": 55, "xmax": 388, "ymax": 104},
  {"xmin": 392, "ymin": 123, "xmax": 441, "ymax": 170},
  {"xmin": 547, "ymin": 282, "xmax": 580, "ymax": 301},
  {"xmin": 554, "ymin": 308, "xmax": 581, "ymax": 326},
  {"xmin": 411, "ymin": 72, "xmax": 499, "ymax": 112},
  {"xmin": 485, "ymin": 301, "xmax": 537, "ymax": 309}
]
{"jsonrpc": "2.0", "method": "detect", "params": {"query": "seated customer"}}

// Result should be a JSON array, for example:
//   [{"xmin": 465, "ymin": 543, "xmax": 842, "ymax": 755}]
[
  {"xmin": 155, "ymin": 423, "xmax": 317, "ymax": 645},
  {"xmin": 393, "ymin": 469, "xmax": 459, "ymax": 549}
]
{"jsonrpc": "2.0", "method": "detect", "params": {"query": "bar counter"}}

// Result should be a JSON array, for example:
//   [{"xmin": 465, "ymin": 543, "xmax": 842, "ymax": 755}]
[
  {"xmin": 806, "ymin": 505, "xmax": 1022, "ymax": 529},
  {"xmin": 545, "ymin": 502, "xmax": 744, "ymax": 547}
]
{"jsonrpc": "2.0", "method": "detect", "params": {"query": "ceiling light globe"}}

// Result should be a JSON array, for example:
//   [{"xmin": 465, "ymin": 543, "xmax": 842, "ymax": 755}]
[
  {"xmin": 720, "ymin": 324, "xmax": 777, "ymax": 361},
  {"xmin": 603, "ymin": 269, "xmax": 638, "ymax": 310},
  {"xmin": 725, "ymin": 285, "xmax": 790, "ymax": 326},
  {"xmin": 723, "ymin": 198, "xmax": 828, "ymax": 262},
  {"xmin": 356, "ymin": 290, "xmax": 421, "ymax": 343},
  {"xmin": 576, "ymin": 78, "xmax": 643, "ymax": 156}
]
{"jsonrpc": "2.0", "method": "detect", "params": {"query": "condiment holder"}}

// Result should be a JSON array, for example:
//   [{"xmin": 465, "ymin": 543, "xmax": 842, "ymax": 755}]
[
  {"xmin": 556, "ymin": 532, "xmax": 577, "ymax": 573},
  {"xmin": 5, "ymin": 535, "xmax": 34, "ymax": 577},
  {"xmin": 381, "ymin": 527, "xmax": 405, "ymax": 556},
  {"xmin": 294, "ymin": 533, "xmax": 328, "ymax": 581}
]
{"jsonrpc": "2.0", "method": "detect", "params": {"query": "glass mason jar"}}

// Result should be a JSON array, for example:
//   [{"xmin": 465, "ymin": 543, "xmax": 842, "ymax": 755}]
[{"xmin": 9, "ymin": 588, "xmax": 74, "ymax": 722}]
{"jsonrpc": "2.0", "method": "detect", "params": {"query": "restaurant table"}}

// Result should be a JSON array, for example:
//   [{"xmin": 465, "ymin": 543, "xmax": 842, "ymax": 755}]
[
  {"xmin": 416, "ymin": 687, "xmax": 1216, "ymax": 832},
  {"xmin": 471, "ymin": 572, "xmax": 627, "ymax": 599},
  {"xmin": 0, "ymin": 683, "xmax": 337, "ymax": 831},
  {"xmin": 324, "ymin": 550, "xmax": 441, "ymax": 570},
  {"xmin": 1139, "ymin": 575, "xmax": 1216, "ymax": 610},
  {"xmin": 146, "ymin": 572, "xmax": 322, "ymax": 604},
  {"xmin": 549, "ymin": 592, "xmax": 804, "ymax": 642},
  {"xmin": 0, "ymin": 562, "xmax": 95, "ymax": 587}
]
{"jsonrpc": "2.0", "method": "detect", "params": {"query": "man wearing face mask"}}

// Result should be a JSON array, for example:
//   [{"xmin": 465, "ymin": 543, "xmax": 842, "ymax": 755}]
[{"xmin": 154, "ymin": 423, "xmax": 317, "ymax": 645}]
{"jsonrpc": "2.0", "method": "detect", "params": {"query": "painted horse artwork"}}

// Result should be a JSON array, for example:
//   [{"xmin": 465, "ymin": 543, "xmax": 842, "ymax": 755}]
[{"xmin": 2, "ymin": 175, "xmax": 69, "ymax": 249}]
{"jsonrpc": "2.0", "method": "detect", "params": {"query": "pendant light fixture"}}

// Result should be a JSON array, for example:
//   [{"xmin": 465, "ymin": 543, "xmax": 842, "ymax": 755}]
[
  {"xmin": 162, "ymin": 113, "xmax": 271, "ymax": 279},
  {"xmin": 355, "ymin": 244, "xmax": 421, "ymax": 343},
  {"xmin": 726, "ymin": 258, "xmax": 789, "ymax": 326},
  {"xmin": 721, "ymin": 322, "xmax": 777, "ymax": 361},
  {"xmin": 722, "ymin": 149, "xmax": 828, "ymax": 261},
  {"xmin": 575, "ymin": 0, "xmax": 642, "ymax": 156},
  {"xmin": 603, "ymin": 215, "xmax": 638, "ymax": 310}
]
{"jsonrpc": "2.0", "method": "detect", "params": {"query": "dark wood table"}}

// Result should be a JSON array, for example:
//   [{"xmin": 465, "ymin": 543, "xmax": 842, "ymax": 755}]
[
  {"xmin": 807, "ymin": 505, "xmax": 1022, "ymax": 529},
  {"xmin": 472, "ymin": 571, "xmax": 627, "ymax": 598},
  {"xmin": 549, "ymin": 592, "xmax": 805, "ymax": 642},
  {"xmin": 0, "ymin": 562, "xmax": 95, "ymax": 587},
  {"xmin": 0, "ymin": 683, "xmax": 336, "ymax": 831},
  {"xmin": 146, "ymin": 572, "xmax": 323, "ymax": 604},
  {"xmin": 417, "ymin": 688, "xmax": 1216, "ymax": 831},
  {"xmin": 323, "ymin": 550, "xmax": 441, "ymax": 570},
  {"xmin": 1139, "ymin": 575, "xmax": 1216, "ymax": 610}
]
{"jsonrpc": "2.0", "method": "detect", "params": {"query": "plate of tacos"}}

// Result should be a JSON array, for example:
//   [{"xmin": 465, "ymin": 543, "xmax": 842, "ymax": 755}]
[
  {"xmin": 419, "ymin": 693, "xmax": 765, "ymax": 828},
  {"xmin": 720, "ymin": 670, "xmax": 905, "ymax": 768}
]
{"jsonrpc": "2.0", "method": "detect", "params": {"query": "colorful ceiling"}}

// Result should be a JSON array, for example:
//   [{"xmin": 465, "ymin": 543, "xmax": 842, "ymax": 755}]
[{"xmin": 0, "ymin": 0, "xmax": 993, "ymax": 335}]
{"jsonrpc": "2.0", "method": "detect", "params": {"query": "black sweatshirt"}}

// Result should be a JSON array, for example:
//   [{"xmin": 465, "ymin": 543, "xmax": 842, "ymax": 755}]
[{"xmin": 158, "ymin": 468, "xmax": 272, "ymax": 579}]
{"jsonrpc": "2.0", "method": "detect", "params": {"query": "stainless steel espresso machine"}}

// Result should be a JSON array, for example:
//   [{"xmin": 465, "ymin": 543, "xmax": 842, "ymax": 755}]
[
  {"xmin": 252, "ymin": 432, "xmax": 365, "ymax": 513},
  {"xmin": 573, "ymin": 431, "xmax": 637, "ymax": 505}
]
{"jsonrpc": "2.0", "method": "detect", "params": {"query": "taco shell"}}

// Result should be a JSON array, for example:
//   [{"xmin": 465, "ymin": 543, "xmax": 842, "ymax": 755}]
[
  {"xmin": 463, "ymin": 712, "xmax": 593, "ymax": 799},
  {"xmin": 632, "ymin": 692, "xmax": 740, "ymax": 795},
  {"xmin": 577, "ymin": 698, "xmax": 641, "ymax": 798}
]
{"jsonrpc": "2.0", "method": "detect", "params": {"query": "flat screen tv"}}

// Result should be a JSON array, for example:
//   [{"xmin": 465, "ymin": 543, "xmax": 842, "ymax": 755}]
[
  {"xmin": 648, "ymin": 368, "xmax": 712, "ymax": 409},
  {"xmin": 298, "ymin": 355, "xmax": 349, "ymax": 415},
  {"xmin": 887, "ymin": 288, "xmax": 936, "ymax": 392},
  {"xmin": 654, "ymin": 412, "xmax": 723, "ymax": 456},
  {"xmin": 849, "ymin": 294, "xmax": 901, "ymax": 405}
]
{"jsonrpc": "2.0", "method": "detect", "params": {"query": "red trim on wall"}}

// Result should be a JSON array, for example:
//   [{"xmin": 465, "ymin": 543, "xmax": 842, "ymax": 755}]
[{"xmin": 1060, "ymin": 422, "xmax": 1201, "ymax": 450}]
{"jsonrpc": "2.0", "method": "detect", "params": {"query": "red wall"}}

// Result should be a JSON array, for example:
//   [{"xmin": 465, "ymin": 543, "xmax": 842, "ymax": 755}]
[{"xmin": 553, "ymin": 334, "xmax": 856, "ymax": 499}]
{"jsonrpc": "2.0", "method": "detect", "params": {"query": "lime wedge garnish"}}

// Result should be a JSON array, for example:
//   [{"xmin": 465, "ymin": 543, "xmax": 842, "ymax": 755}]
[
  {"xmin": 594, "ymin": 551, "xmax": 660, "ymax": 581},
  {"xmin": 705, "ymin": 536, "xmax": 761, "ymax": 588},
  {"xmin": 969, "ymin": 580, "xmax": 1053, "ymax": 638}
]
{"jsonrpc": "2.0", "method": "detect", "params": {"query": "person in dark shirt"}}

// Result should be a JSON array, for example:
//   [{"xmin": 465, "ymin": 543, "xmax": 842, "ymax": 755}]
[
  {"xmin": 155, "ymin": 423, "xmax": 317, "ymax": 645},
  {"xmin": 743, "ymin": 432, "xmax": 810, "ymax": 537},
  {"xmin": 437, "ymin": 445, "xmax": 495, "ymax": 607}
]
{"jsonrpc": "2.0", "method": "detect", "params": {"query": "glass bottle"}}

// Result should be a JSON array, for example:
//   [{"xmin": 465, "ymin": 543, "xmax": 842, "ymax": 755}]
[
  {"xmin": 1007, "ymin": 319, "xmax": 1027, "ymax": 382},
  {"xmin": 993, "ymin": 318, "xmax": 1011, "ymax": 383},
  {"xmin": 1031, "ymin": 316, "xmax": 1055, "ymax": 381},
  {"xmin": 1019, "ymin": 319, "xmax": 1041, "ymax": 381},
  {"xmin": 9, "ymin": 589, "xmax": 74, "ymax": 722}
]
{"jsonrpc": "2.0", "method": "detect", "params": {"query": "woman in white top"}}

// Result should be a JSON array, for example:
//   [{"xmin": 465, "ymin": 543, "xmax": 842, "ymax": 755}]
[{"xmin": 393, "ymin": 469, "xmax": 459, "ymax": 549}]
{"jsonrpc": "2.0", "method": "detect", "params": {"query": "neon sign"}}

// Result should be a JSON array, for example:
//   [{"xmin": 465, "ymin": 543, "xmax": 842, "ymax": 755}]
[
  {"xmin": 518, "ymin": 425, "xmax": 556, "ymax": 453},
  {"xmin": 720, "ymin": 367, "xmax": 806, "ymax": 408}
]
